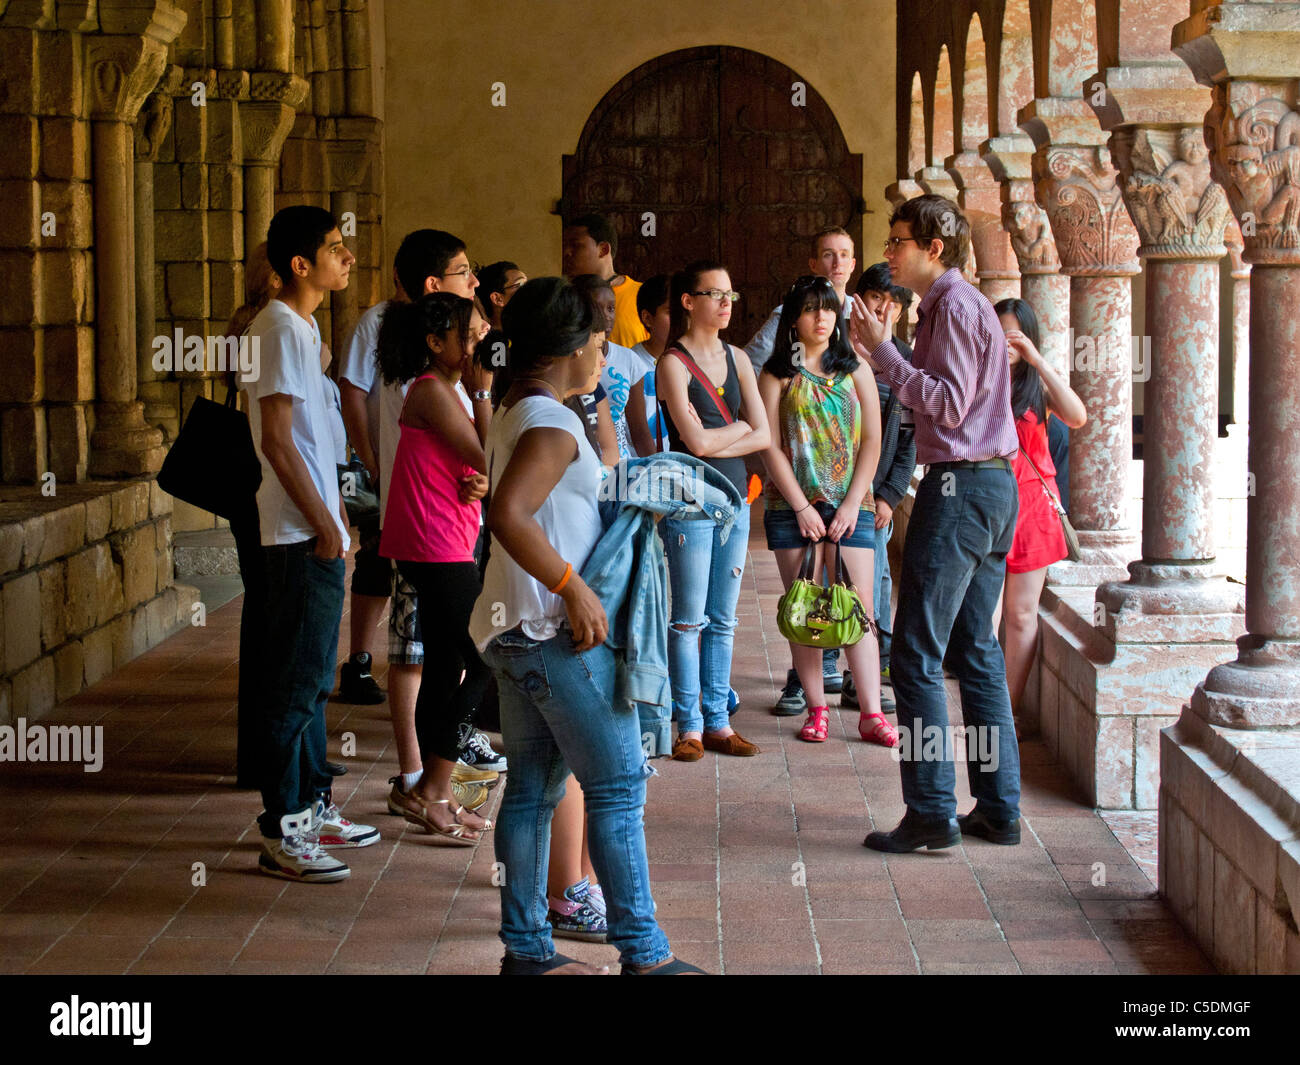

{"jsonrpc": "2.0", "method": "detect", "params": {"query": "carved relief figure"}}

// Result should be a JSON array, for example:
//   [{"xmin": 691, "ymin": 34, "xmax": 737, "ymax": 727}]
[
  {"xmin": 1006, "ymin": 200, "xmax": 1057, "ymax": 268},
  {"xmin": 1212, "ymin": 98, "xmax": 1300, "ymax": 250},
  {"xmin": 1124, "ymin": 128, "xmax": 1231, "ymax": 247}
]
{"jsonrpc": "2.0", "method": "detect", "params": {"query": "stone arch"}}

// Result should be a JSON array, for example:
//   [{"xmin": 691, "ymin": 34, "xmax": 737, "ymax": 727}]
[
  {"xmin": 997, "ymin": 0, "xmax": 1035, "ymax": 133},
  {"xmin": 1045, "ymin": 0, "xmax": 1099, "ymax": 98},
  {"xmin": 960, "ymin": 11, "xmax": 990, "ymax": 151},
  {"xmin": 909, "ymin": 70, "xmax": 925, "ymax": 176},
  {"xmin": 932, "ymin": 44, "xmax": 954, "ymax": 166}
]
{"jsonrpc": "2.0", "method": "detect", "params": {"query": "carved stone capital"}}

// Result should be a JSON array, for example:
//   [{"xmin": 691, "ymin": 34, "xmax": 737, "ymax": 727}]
[
  {"xmin": 885, "ymin": 178, "xmax": 924, "ymax": 209},
  {"xmin": 1036, "ymin": 144, "xmax": 1141, "ymax": 276},
  {"xmin": 81, "ymin": 3, "xmax": 186, "ymax": 122},
  {"xmin": 323, "ymin": 141, "xmax": 374, "ymax": 192},
  {"xmin": 1111, "ymin": 126, "xmax": 1231, "ymax": 259},
  {"xmin": 237, "ymin": 99, "xmax": 299, "ymax": 166},
  {"xmin": 1003, "ymin": 196, "xmax": 1061, "ymax": 273},
  {"xmin": 133, "ymin": 88, "xmax": 172, "ymax": 160},
  {"xmin": 249, "ymin": 71, "xmax": 309, "ymax": 108},
  {"xmin": 1205, "ymin": 86, "xmax": 1300, "ymax": 265}
]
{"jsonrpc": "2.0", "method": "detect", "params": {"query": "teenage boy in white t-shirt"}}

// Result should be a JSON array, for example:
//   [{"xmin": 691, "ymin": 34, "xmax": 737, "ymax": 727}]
[{"xmin": 243, "ymin": 205, "xmax": 379, "ymax": 883}]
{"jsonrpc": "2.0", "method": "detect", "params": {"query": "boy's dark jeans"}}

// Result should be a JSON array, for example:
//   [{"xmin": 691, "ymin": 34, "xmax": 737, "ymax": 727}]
[
  {"xmin": 256, "ymin": 540, "xmax": 344, "ymax": 838},
  {"xmin": 891, "ymin": 465, "xmax": 1021, "ymax": 822}
]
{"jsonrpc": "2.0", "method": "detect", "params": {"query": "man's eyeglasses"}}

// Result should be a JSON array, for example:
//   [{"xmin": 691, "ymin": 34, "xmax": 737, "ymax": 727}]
[
  {"xmin": 691, "ymin": 289, "xmax": 740, "ymax": 303},
  {"xmin": 883, "ymin": 237, "xmax": 925, "ymax": 254},
  {"xmin": 443, "ymin": 262, "xmax": 480, "ymax": 279},
  {"xmin": 502, "ymin": 277, "xmax": 527, "ymax": 292}
]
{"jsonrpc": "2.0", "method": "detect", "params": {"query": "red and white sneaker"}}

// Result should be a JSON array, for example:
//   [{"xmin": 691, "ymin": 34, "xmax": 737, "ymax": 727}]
[
  {"xmin": 259, "ymin": 809, "xmax": 350, "ymax": 883},
  {"xmin": 312, "ymin": 799, "xmax": 380, "ymax": 848}
]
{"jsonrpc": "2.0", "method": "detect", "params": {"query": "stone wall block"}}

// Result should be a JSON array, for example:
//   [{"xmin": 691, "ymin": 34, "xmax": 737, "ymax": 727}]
[
  {"xmin": 112, "ymin": 525, "xmax": 155, "ymax": 609},
  {"xmin": 0, "ymin": 250, "xmax": 40, "ymax": 325},
  {"xmin": 19, "ymin": 513, "xmax": 46, "ymax": 570},
  {"xmin": 0, "ymin": 114, "xmax": 40, "ymax": 179},
  {"xmin": 40, "ymin": 116, "xmax": 90, "ymax": 181},
  {"xmin": 39, "ymin": 561, "xmax": 67, "ymax": 650},
  {"xmin": 154, "ymin": 209, "xmax": 209, "ymax": 261},
  {"xmin": 84, "ymin": 493, "xmax": 111, "ymax": 541},
  {"xmin": 150, "ymin": 479, "xmax": 172, "ymax": 518},
  {"xmin": 0, "ymin": 328, "xmax": 43, "ymax": 403},
  {"xmin": 164, "ymin": 261, "xmax": 209, "ymax": 320},
  {"xmin": 53, "ymin": 640, "xmax": 83, "ymax": 702},
  {"xmin": 11, "ymin": 655, "xmax": 55, "ymax": 718},
  {"xmin": 1212, "ymin": 850, "xmax": 1256, "ymax": 974},
  {"xmin": 1095, "ymin": 715, "xmax": 1135, "ymax": 807},
  {"xmin": 3, "ymin": 571, "xmax": 41, "ymax": 672},
  {"xmin": 64, "ymin": 542, "xmax": 122, "ymax": 635},
  {"xmin": 153, "ymin": 161, "xmax": 181, "ymax": 210},
  {"xmin": 206, "ymin": 98, "xmax": 241, "ymax": 164},
  {"xmin": 43, "ymin": 325, "xmax": 95, "ymax": 401},
  {"xmin": 1256, "ymin": 896, "xmax": 1290, "ymax": 975},
  {"xmin": 154, "ymin": 518, "xmax": 173, "ymax": 594},
  {"xmin": 207, "ymin": 163, "xmax": 242, "ymax": 211},
  {"xmin": 209, "ymin": 260, "xmax": 242, "ymax": 323},
  {"xmin": 38, "ymin": 501, "xmax": 85, "ymax": 563},
  {"xmin": 1165, "ymin": 798, "xmax": 1198, "ymax": 930},
  {"xmin": 0, "ymin": 678, "xmax": 9, "ymax": 726},
  {"xmin": 37, "ymin": 180, "xmax": 93, "ymax": 249},
  {"xmin": 38, "ymin": 249, "xmax": 90, "ymax": 324},
  {"xmin": 206, "ymin": 209, "xmax": 243, "ymax": 262},
  {"xmin": 110, "ymin": 481, "xmax": 150, "ymax": 529},
  {"xmin": 0, "ymin": 177, "xmax": 40, "ymax": 248},
  {"xmin": 1208, "ymin": 772, "xmax": 1281, "ymax": 901},
  {"xmin": 0, "ymin": 29, "xmax": 37, "ymax": 114},
  {"xmin": 45, "ymin": 404, "xmax": 89, "ymax": 485},
  {"xmin": 81, "ymin": 625, "xmax": 113, "ymax": 687},
  {"xmin": 0, "ymin": 524, "xmax": 22, "ymax": 575},
  {"xmin": 172, "ymin": 97, "xmax": 207, "ymax": 162},
  {"xmin": 129, "ymin": 604, "xmax": 149, "ymax": 659},
  {"xmin": 179, "ymin": 161, "xmax": 208, "ymax": 210},
  {"xmin": 33, "ymin": 30, "xmax": 80, "ymax": 116},
  {"xmin": 109, "ymin": 613, "xmax": 134, "ymax": 668},
  {"xmin": 1, "ymin": 405, "xmax": 47, "ymax": 484},
  {"xmin": 1040, "ymin": 667, "xmax": 1061, "ymax": 757}
]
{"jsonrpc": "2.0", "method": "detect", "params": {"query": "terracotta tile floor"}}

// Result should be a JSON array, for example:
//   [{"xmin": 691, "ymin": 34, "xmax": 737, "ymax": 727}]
[{"xmin": 0, "ymin": 525, "xmax": 1212, "ymax": 975}]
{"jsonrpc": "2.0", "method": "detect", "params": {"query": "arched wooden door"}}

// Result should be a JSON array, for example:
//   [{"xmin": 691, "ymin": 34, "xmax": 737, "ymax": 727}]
[{"xmin": 561, "ymin": 46, "xmax": 864, "ymax": 342}]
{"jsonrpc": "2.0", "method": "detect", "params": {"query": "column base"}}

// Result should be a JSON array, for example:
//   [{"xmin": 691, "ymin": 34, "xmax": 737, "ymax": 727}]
[
  {"xmin": 1047, "ymin": 528, "xmax": 1137, "ymax": 586},
  {"xmin": 88, "ymin": 402, "xmax": 166, "ymax": 478},
  {"xmin": 1190, "ymin": 638, "xmax": 1300, "ymax": 730},
  {"xmin": 1097, "ymin": 561, "xmax": 1245, "ymax": 642}
]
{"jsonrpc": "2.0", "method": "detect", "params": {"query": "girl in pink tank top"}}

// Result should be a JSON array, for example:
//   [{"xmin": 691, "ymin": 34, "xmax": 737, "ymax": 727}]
[{"xmin": 375, "ymin": 292, "xmax": 496, "ymax": 842}]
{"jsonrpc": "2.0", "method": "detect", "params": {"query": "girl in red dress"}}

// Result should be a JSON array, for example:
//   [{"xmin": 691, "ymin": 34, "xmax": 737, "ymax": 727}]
[{"xmin": 992, "ymin": 299, "xmax": 1087, "ymax": 716}]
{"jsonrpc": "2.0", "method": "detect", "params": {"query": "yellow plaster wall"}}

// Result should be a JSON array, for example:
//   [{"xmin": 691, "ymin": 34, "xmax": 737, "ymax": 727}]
[{"xmin": 381, "ymin": 0, "xmax": 897, "ymax": 285}]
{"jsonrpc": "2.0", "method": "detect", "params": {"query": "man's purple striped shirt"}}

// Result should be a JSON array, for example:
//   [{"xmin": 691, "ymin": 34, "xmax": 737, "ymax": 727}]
[{"xmin": 870, "ymin": 268, "xmax": 1019, "ymax": 466}]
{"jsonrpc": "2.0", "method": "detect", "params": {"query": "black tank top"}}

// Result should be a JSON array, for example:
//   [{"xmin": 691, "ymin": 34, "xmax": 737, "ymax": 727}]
[{"xmin": 661, "ymin": 341, "xmax": 747, "ymax": 497}]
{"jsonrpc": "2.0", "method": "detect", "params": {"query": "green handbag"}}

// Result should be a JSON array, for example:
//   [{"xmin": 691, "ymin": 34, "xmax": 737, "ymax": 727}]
[{"xmin": 776, "ymin": 542, "xmax": 873, "ymax": 649}]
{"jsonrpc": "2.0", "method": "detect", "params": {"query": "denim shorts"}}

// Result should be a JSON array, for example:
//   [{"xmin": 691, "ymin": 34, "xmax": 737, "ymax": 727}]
[{"xmin": 763, "ymin": 500, "xmax": 876, "ymax": 550}]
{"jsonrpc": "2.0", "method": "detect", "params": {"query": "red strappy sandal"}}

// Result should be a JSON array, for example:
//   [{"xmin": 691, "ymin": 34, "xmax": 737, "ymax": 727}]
[
  {"xmin": 800, "ymin": 706, "xmax": 830, "ymax": 743},
  {"xmin": 858, "ymin": 711, "xmax": 899, "ymax": 748}
]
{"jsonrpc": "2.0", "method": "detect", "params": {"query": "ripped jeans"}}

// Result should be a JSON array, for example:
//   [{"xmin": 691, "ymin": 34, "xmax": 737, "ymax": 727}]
[
  {"xmin": 482, "ymin": 627, "xmax": 671, "ymax": 968},
  {"xmin": 661, "ymin": 505, "xmax": 750, "ymax": 734}
]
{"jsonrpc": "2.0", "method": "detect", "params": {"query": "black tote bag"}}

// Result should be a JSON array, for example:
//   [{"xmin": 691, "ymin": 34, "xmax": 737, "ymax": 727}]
[{"xmin": 157, "ymin": 386, "xmax": 262, "ymax": 520}]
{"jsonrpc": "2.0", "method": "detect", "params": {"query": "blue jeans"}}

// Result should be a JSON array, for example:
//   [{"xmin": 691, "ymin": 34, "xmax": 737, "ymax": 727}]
[
  {"xmin": 256, "ymin": 541, "xmax": 344, "ymax": 837},
  {"xmin": 661, "ymin": 505, "xmax": 750, "ymax": 734},
  {"xmin": 872, "ymin": 518, "xmax": 894, "ymax": 671},
  {"xmin": 482, "ymin": 628, "xmax": 671, "ymax": 968},
  {"xmin": 892, "ymin": 466, "xmax": 1021, "ymax": 821}
]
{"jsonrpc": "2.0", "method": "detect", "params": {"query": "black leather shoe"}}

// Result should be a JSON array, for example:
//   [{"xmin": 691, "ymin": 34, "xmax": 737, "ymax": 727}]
[
  {"xmin": 326, "ymin": 761, "xmax": 348, "ymax": 777},
  {"xmin": 958, "ymin": 807, "xmax": 1021, "ymax": 845},
  {"xmin": 863, "ymin": 811, "xmax": 961, "ymax": 853}
]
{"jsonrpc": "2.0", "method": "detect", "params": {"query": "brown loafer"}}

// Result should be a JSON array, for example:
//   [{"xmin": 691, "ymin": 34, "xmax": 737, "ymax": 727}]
[
  {"xmin": 671, "ymin": 737, "xmax": 704, "ymax": 761},
  {"xmin": 702, "ymin": 731, "xmax": 761, "ymax": 756}
]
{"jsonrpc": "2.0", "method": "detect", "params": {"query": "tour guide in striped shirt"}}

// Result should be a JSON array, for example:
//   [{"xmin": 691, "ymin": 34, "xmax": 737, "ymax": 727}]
[{"xmin": 848, "ymin": 194, "xmax": 1024, "ymax": 853}]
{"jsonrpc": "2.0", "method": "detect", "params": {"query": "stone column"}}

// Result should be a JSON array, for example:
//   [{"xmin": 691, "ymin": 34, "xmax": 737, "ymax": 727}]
[
  {"xmin": 949, "ymin": 151, "xmax": 1020, "ymax": 302},
  {"xmin": 1092, "ymin": 118, "xmax": 1243, "ymax": 638},
  {"xmin": 237, "ymin": 73, "xmax": 308, "ymax": 253},
  {"xmin": 1174, "ymin": 30, "xmax": 1300, "ymax": 728},
  {"xmin": 1023, "ymin": 100, "xmax": 1142, "ymax": 584},
  {"xmin": 133, "ymin": 86, "xmax": 174, "ymax": 430},
  {"xmin": 322, "ymin": 120, "xmax": 377, "ymax": 356},
  {"xmin": 83, "ymin": 8, "xmax": 186, "ymax": 477},
  {"xmin": 986, "ymin": 134, "xmax": 1071, "ymax": 378},
  {"xmin": 1224, "ymin": 219, "xmax": 1250, "ymax": 438}
]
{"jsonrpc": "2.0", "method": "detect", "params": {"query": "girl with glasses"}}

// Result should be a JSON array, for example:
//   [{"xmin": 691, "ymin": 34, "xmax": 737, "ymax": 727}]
[
  {"xmin": 759, "ymin": 276, "xmax": 896, "ymax": 747},
  {"xmin": 657, "ymin": 260, "xmax": 771, "ymax": 761}
]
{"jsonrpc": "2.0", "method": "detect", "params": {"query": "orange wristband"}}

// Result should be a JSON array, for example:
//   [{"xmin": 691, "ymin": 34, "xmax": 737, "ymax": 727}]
[{"xmin": 548, "ymin": 562, "xmax": 573, "ymax": 595}]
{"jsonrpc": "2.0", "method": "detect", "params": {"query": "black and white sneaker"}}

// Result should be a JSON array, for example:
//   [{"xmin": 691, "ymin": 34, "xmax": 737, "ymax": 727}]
[
  {"xmin": 773, "ymin": 669, "xmax": 806, "ymax": 716},
  {"xmin": 339, "ymin": 652, "xmax": 385, "ymax": 704},
  {"xmin": 462, "ymin": 730, "xmax": 507, "ymax": 773}
]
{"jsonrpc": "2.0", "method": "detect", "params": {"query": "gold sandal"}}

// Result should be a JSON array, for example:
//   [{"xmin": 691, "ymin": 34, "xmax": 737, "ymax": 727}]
[{"xmin": 402, "ymin": 797, "xmax": 493, "ymax": 846}]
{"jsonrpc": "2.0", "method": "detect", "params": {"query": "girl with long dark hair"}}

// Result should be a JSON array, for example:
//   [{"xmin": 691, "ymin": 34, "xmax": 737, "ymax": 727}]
[
  {"xmin": 376, "ymin": 293, "xmax": 495, "ymax": 843},
  {"xmin": 991, "ymin": 298, "xmax": 1087, "ymax": 717},
  {"xmin": 760, "ymin": 275, "xmax": 894, "ymax": 746}
]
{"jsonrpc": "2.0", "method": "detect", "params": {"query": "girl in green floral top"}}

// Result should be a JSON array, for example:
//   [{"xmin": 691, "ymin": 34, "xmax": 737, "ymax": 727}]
[{"xmin": 759, "ymin": 276, "xmax": 896, "ymax": 747}]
